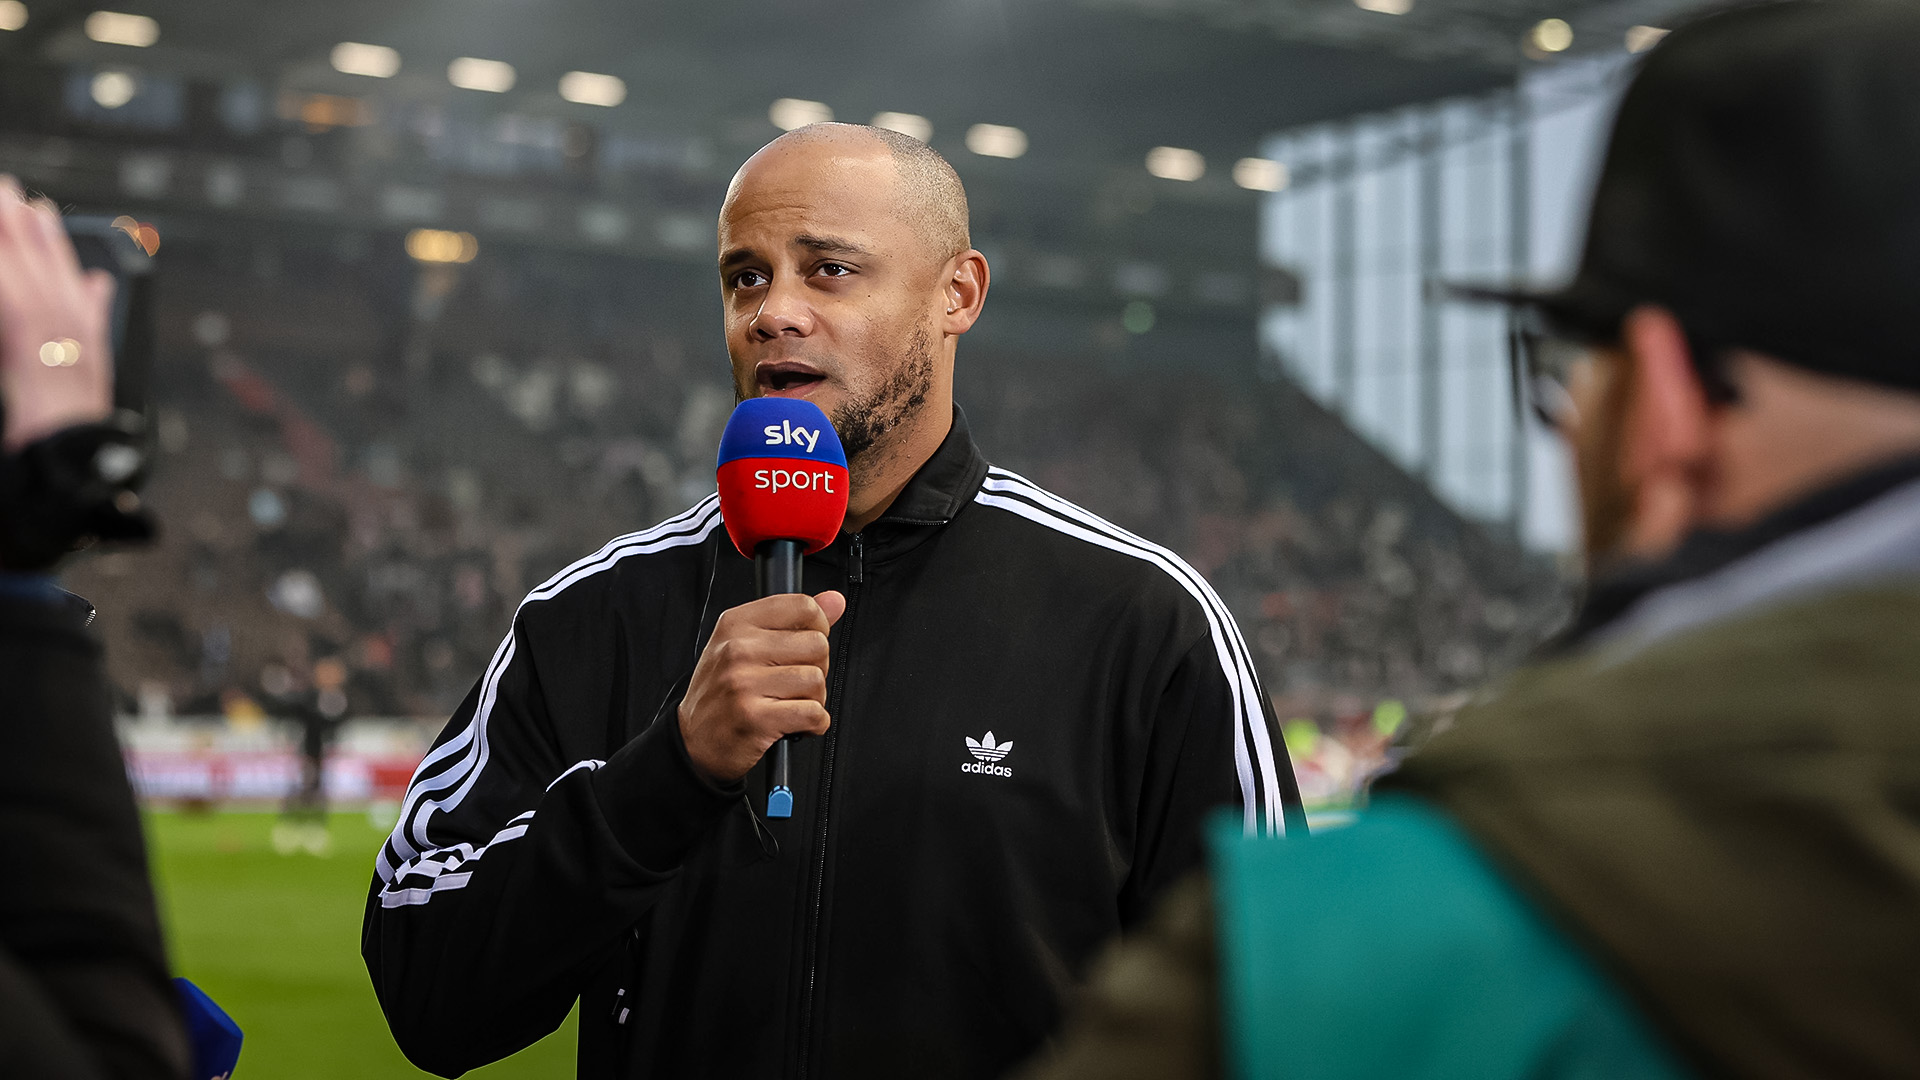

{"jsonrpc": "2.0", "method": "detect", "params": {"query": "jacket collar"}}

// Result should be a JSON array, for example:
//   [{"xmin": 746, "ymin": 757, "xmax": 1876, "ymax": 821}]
[
  {"xmin": 1564, "ymin": 452, "xmax": 1920, "ymax": 651},
  {"xmin": 778, "ymin": 404, "xmax": 988, "ymax": 574},
  {"xmin": 863, "ymin": 404, "xmax": 989, "ymax": 528}
]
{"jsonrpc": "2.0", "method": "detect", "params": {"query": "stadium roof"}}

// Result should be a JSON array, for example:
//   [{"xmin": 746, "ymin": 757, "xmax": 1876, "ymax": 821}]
[{"xmin": 2, "ymin": 0, "xmax": 1615, "ymax": 174}]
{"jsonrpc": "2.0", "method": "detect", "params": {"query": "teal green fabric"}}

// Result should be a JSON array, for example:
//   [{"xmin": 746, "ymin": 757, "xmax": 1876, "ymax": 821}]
[{"xmin": 1209, "ymin": 796, "xmax": 1691, "ymax": 1080}]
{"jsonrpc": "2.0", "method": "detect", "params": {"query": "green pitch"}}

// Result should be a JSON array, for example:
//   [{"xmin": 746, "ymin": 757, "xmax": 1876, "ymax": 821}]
[{"xmin": 146, "ymin": 810, "xmax": 577, "ymax": 1079}]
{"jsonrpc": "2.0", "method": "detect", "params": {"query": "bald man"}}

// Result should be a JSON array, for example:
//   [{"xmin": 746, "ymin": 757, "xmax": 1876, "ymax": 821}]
[{"xmin": 363, "ymin": 125, "xmax": 1301, "ymax": 1080}]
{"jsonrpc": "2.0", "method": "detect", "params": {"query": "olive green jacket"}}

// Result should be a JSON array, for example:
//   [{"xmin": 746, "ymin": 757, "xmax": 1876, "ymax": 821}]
[
  {"xmin": 1017, "ymin": 795, "xmax": 1687, "ymax": 1080},
  {"xmin": 1387, "ymin": 584, "xmax": 1920, "ymax": 1078},
  {"xmin": 1021, "ymin": 584, "xmax": 1920, "ymax": 1080}
]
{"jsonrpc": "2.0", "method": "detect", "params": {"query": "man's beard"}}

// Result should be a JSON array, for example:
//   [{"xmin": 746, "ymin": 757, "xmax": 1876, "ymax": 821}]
[
  {"xmin": 1577, "ymin": 358, "xmax": 1640, "ymax": 569},
  {"xmin": 832, "ymin": 327, "xmax": 935, "ymax": 464}
]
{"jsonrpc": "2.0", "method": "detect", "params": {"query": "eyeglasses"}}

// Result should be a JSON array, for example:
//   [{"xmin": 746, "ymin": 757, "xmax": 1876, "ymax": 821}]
[
  {"xmin": 1507, "ymin": 311, "xmax": 1607, "ymax": 432},
  {"xmin": 1509, "ymin": 308, "xmax": 1743, "ymax": 432}
]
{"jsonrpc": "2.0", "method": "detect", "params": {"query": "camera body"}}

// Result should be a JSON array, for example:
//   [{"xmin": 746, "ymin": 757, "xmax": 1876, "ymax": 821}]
[{"xmin": 63, "ymin": 215, "xmax": 157, "ymax": 425}]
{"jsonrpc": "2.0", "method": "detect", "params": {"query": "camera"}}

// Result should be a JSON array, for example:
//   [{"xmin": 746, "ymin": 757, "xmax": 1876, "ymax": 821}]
[{"xmin": 63, "ymin": 214, "xmax": 157, "ymax": 427}]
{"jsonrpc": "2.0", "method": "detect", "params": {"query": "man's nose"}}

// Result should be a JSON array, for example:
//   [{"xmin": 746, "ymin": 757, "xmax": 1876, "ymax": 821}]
[{"xmin": 749, "ymin": 276, "xmax": 813, "ymax": 340}]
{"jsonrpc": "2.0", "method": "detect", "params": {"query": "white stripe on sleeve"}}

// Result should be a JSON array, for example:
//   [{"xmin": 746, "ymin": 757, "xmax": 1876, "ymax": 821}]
[
  {"xmin": 374, "ymin": 499, "xmax": 724, "ymax": 904},
  {"xmin": 975, "ymin": 469, "xmax": 1287, "ymax": 836}
]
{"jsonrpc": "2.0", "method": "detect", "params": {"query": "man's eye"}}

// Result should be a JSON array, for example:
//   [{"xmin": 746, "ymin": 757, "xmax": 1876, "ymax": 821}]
[
  {"xmin": 732, "ymin": 270, "xmax": 768, "ymax": 289},
  {"xmin": 817, "ymin": 263, "xmax": 851, "ymax": 278}
]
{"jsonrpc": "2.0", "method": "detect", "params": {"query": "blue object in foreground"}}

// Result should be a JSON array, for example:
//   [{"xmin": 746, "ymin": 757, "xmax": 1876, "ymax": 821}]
[
  {"xmin": 767, "ymin": 785, "xmax": 794, "ymax": 819},
  {"xmin": 174, "ymin": 977, "xmax": 243, "ymax": 1080},
  {"xmin": 1209, "ymin": 797, "xmax": 1689, "ymax": 1080}
]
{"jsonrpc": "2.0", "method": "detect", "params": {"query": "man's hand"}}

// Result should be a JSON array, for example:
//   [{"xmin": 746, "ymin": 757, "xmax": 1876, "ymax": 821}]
[
  {"xmin": 0, "ymin": 176, "xmax": 116, "ymax": 453},
  {"xmin": 679, "ymin": 590, "xmax": 848, "ymax": 784}
]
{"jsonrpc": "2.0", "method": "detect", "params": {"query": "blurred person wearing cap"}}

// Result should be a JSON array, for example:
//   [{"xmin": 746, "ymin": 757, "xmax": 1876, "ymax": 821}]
[
  {"xmin": 1019, "ymin": 2, "xmax": 1920, "ymax": 1078},
  {"xmin": 0, "ymin": 179, "xmax": 188, "ymax": 1077}
]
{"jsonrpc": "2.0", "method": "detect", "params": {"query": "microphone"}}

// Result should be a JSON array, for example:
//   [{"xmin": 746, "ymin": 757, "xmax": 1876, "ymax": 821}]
[
  {"xmin": 175, "ymin": 977, "xmax": 242, "ymax": 1080},
  {"xmin": 715, "ymin": 397, "xmax": 849, "ymax": 819}
]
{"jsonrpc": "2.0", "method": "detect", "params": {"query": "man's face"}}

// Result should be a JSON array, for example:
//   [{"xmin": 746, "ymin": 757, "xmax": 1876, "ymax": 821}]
[{"xmin": 718, "ymin": 140, "xmax": 946, "ymax": 462}]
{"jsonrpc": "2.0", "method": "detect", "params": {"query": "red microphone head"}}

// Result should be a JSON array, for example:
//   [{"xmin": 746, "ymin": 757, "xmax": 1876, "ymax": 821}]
[{"xmin": 715, "ymin": 398, "xmax": 850, "ymax": 557}]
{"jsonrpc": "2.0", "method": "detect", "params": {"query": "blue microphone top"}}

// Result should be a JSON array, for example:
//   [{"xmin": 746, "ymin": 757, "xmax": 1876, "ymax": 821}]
[{"xmin": 717, "ymin": 397, "xmax": 848, "ymax": 468}]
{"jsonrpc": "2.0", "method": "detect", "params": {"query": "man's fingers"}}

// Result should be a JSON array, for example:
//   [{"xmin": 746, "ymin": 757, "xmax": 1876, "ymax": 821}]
[
  {"xmin": 83, "ymin": 269, "xmax": 118, "ymax": 333},
  {"xmin": 766, "ymin": 699, "xmax": 832, "ymax": 738},
  {"xmin": 83, "ymin": 268, "xmax": 116, "ymax": 308},
  {"xmin": 771, "ymin": 629, "xmax": 831, "ymax": 668},
  {"xmin": 729, "ymin": 626, "xmax": 830, "ymax": 669},
  {"xmin": 813, "ymin": 590, "xmax": 847, "ymax": 626},
  {"xmin": 754, "ymin": 664, "xmax": 829, "ymax": 705},
  {"xmin": 25, "ymin": 197, "xmax": 61, "ymax": 252},
  {"xmin": 27, "ymin": 198, "xmax": 83, "ymax": 277},
  {"xmin": 736, "ymin": 592, "xmax": 835, "ymax": 634},
  {"xmin": 684, "ymin": 590, "xmax": 844, "ymax": 782},
  {"xmin": 0, "ymin": 180, "xmax": 27, "ymax": 249},
  {"xmin": 726, "ymin": 591, "xmax": 846, "ymax": 634}
]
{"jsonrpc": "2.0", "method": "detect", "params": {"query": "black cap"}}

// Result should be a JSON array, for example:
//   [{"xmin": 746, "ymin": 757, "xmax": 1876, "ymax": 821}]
[{"xmin": 1470, "ymin": 0, "xmax": 1920, "ymax": 390}]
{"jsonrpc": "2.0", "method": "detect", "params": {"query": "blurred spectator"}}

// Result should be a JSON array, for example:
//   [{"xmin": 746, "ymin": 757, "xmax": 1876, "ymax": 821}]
[{"xmin": 1020, "ymin": 4, "xmax": 1920, "ymax": 1077}]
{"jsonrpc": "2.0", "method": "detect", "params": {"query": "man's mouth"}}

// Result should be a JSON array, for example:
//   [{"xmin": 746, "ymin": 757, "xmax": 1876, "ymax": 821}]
[{"xmin": 756, "ymin": 362, "xmax": 828, "ymax": 396}]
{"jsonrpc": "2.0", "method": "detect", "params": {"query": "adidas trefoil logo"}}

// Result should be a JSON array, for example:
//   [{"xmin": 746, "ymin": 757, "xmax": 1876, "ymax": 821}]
[
  {"xmin": 966, "ymin": 731, "xmax": 1013, "ymax": 761},
  {"xmin": 962, "ymin": 731, "xmax": 1014, "ymax": 778}
]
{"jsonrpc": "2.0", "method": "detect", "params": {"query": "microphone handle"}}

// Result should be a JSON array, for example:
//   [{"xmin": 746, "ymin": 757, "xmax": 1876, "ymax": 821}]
[
  {"xmin": 753, "ymin": 538, "xmax": 804, "ymax": 596},
  {"xmin": 754, "ymin": 539, "xmax": 805, "ymax": 819}
]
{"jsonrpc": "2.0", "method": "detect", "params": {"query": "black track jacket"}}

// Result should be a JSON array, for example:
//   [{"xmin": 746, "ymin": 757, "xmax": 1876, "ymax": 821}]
[{"xmin": 363, "ymin": 409, "xmax": 1301, "ymax": 1079}]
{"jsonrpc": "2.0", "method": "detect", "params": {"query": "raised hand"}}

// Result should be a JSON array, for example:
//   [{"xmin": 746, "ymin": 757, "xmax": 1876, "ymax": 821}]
[
  {"xmin": 0, "ymin": 176, "xmax": 116, "ymax": 453},
  {"xmin": 678, "ymin": 590, "xmax": 847, "ymax": 784}
]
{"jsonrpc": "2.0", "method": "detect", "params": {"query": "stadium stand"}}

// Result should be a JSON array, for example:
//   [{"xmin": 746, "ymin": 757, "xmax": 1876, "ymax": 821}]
[{"xmin": 68, "ymin": 233, "xmax": 1567, "ymax": 807}]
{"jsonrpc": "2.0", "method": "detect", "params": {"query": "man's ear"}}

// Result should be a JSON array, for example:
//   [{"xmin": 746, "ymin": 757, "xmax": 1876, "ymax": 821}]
[
  {"xmin": 1620, "ymin": 305, "xmax": 1713, "ymax": 488},
  {"xmin": 940, "ymin": 250, "xmax": 990, "ymax": 335},
  {"xmin": 1611, "ymin": 304, "xmax": 1716, "ymax": 556}
]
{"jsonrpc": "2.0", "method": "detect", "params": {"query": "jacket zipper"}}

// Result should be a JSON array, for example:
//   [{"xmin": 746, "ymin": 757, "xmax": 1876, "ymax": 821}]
[{"xmin": 795, "ymin": 532, "xmax": 861, "ymax": 1079}]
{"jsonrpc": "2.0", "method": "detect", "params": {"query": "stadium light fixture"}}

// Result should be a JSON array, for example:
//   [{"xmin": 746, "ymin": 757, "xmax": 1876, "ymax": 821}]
[
  {"xmin": 559, "ymin": 71, "xmax": 626, "ymax": 107},
  {"xmin": 872, "ymin": 112, "xmax": 933, "ymax": 142},
  {"xmin": 1625, "ymin": 25, "xmax": 1669, "ymax": 52},
  {"xmin": 293, "ymin": 92, "xmax": 372, "ymax": 131},
  {"xmin": 1233, "ymin": 157, "xmax": 1289, "ymax": 192},
  {"xmin": 1146, "ymin": 146, "xmax": 1206, "ymax": 181},
  {"xmin": 332, "ymin": 42, "xmax": 400, "ymax": 79},
  {"xmin": 0, "ymin": 2, "xmax": 27, "ymax": 32},
  {"xmin": 1354, "ymin": 0, "xmax": 1413, "ymax": 15},
  {"xmin": 406, "ymin": 229, "xmax": 479, "ymax": 264},
  {"xmin": 1122, "ymin": 301, "xmax": 1156, "ymax": 335},
  {"xmin": 90, "ymin": 70, "xmax": 136, "ymax": 108},
  {"xmin": 448, "ymin": 57, "xmax": 516, "ymax": 93},
  {"xmin": 966, "ymin": 123, "xmax": 1027, "ymax": 159},
  {"xmin": 770, "ymin": 98, "xmax": 832, "ymax": 130},
  {"xmin": 85, "ymin": 10, "xmax": 158, "ymax": 47},
  {"xmin": 1530, "ymin": 18, "xmax": 1574, "ymax": 53}
]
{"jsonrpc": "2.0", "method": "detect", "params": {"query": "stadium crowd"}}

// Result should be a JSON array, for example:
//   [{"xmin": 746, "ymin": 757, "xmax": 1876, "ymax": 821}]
[{"xmin": 64, "ymin": 240, "xmax": 1564, "ymax": 789}]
